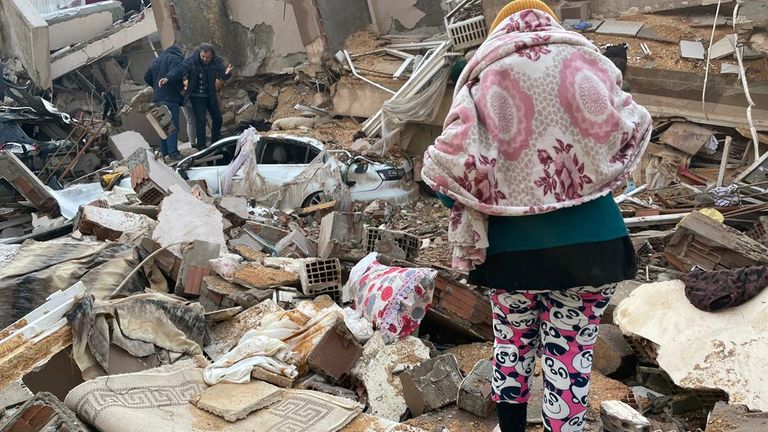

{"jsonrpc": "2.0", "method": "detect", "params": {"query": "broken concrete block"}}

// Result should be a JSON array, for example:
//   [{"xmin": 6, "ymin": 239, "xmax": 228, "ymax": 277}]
[
  {"xmin": 0, "ymin": 150, "xmax": 59, "ymax": 215},
  {"xmin": 256, "ymin": 82, "xmax": 280, "ymax": 111},
  {"xmin": 307, "ymin": 319, "xmax": 363, "ymax": 383},
  {"xmin": 352, "ymin": 333, "xmax": 431, "ymax": 421},
  {"xmin": 126, "ymin": 148, "xmax": 191, "ymax": 205},
  {"xmin": 557, "ymin": 1, "xmax": 591, "ymax": 20},
  {"xmin": 217, "ymin": 196, "xmax": 249, "ymax": 228},
  {"xmin": 233, "ymin": 264, "xmax": 299, "ymax": 289},
  {"xmin": 317, "ymin": 212, "xmax": 366, "ymax": 260},
  {"xmin": 706, "ymin": 402, "xmax": 768, "ymax": 431},
  {"xmin": 251, "ymin": 366, "xmax": 295, "ymax": 388},
  {"xmin": 616, "ymin": 280, "xmax": 768, "ymax": 411},
  {"xmin": 275, "ymin": 229, "xmax": 317, "ymax": 258},
  {"xmin": 596, "ymin": 20, "xmax": 644, "ymax": 36},
  {"xmin": 594, "ymin": 324, "xmax": 636, "ymax": 377},
  {"xmin": 151, "ymin": 185, "xmax": 227, "ymax": 256},
  {"xmin": 680, "ymin": 40, "xmax": 706, "ymax": 60},
  {"xmin": 174, "ymin": 240, "xmax": 221, "ymax": 297},
  {"xmin": 192, "ymin": 381, "xmax": 282, "ymax": 422},
  {"xmin": 457, "ymin": 360, "xmax": 495, "ymax": 418},
  {"xmin": 600, "ymin": 400, "xmax": 652, "ymax": 432},
  {"xmin": 664, "ymin": 211, "xmax": 768, "ymax": 271},
  {"xmin": 200, "ymin": 275, "xmax": 273, "ymax": 312},
  {"xmin": 75, "ymin": 205, "xmax": 156, "ymax": 242},
  {"xmin": 146, "ymin": 104, "xmax": 177, "ymax": 140},
  {"xmin": 400, "ymin": 354, "xmax": 463, "ymax": 416},
  {"xmin": 709, "ymin": 34, "xmax": 737, "ymax": 59},
  {"xmin": 108, "ymin": 130, "xmax": 151, "ymax": 160}
]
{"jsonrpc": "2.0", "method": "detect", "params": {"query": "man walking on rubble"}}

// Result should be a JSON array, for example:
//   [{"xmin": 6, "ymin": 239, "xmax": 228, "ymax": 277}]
[
  {"xmin": 144, "ymin": 44, "xmax": 184, "ymax": 161},
  {"xmin": 159, "ymin": 43, "xmax": 233, "ymax": 150}
]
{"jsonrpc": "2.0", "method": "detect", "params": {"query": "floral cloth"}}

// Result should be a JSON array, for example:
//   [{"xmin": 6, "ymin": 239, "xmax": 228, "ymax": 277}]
[
  {"xmin": 349, "ymin": 253, "xmax": 437, "ymax": 344},
  {"xmin": 421, "ymin": 10, "xmax": 652, "ymax": 271}
]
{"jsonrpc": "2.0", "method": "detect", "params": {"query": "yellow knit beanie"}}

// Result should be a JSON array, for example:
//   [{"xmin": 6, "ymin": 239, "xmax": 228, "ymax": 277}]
[{"xmin": 490, "ymin": 0, "xmax": 558, "ymax": 31}]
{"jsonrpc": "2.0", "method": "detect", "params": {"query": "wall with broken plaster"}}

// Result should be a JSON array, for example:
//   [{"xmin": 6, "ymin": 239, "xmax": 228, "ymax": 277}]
[
  {"xmin": 0, "ymin": 0, "xmax": 51, "ymax": 88},
  {"xmin": 156, "ymin": 0, "xmax": 308, "ymax": 76},
  {"xmin": 369, "ymin": 0, "xmax": 444, "ymax": 34}
]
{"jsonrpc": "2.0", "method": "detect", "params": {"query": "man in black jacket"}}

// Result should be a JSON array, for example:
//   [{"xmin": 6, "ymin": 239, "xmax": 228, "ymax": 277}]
[
  {"xmin": 144, "ymin": 45, "xmax": 184, "ymax": 159},
  {"xmin": 159, "ymin": 43, "xmax": 233, "ymax": 150}
]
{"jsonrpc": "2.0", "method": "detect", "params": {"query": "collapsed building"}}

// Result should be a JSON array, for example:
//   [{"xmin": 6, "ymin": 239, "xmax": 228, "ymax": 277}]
[{"xmin": 1, "ymin": 0, "xmax": 768, "ymax": 431}]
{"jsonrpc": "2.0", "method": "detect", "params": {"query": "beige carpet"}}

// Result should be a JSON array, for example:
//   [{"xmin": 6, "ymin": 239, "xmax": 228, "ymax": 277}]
[{"xmin": 65, "ymin": 364, "xmax": 361, "ymax": 432}]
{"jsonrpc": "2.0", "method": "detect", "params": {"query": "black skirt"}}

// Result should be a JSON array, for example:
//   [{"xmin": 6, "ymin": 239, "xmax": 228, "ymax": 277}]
[{"xmin": 467, "ymin": 236, "xmax": 637, "ymax": 291}]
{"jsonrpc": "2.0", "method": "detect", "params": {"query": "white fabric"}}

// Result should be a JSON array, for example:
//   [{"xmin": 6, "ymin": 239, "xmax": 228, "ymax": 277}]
[{"xmin": 203, "ymin": 334, "xmax": 298, "ymax": 385}]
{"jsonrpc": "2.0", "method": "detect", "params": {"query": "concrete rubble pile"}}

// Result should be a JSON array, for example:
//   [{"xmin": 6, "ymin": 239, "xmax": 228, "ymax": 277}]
[{"xmin": 1, "ymin": 0, "xmax": 768, "ymax": 431}]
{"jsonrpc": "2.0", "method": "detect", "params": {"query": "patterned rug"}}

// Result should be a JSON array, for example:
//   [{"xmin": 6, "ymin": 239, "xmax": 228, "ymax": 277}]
[{"xmin": 65, "ymin": 364, "xmax": 361, "ymax": 432}]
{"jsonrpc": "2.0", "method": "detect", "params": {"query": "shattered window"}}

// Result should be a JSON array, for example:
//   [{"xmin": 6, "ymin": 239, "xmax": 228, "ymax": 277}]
[{"xmin": 258, "ymin": 138, "xmax": 320, "ymax": 164}]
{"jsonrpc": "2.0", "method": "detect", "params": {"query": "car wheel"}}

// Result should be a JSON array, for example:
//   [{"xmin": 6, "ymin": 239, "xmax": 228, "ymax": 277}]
[{"xmin": 302, "ymin": 191, "xmax": 326, "ymax": 208}]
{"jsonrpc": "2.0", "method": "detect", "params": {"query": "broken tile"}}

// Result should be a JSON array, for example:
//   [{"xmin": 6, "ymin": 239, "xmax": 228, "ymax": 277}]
[
  {"xmin": 680, "ymin": 40, "xmax": 706, "ymax": 60},
  {"xmin": 457, "ymin": 360, "xmax": 494, "ymax": 418},
  {"xmin": 596, "ymin": 20, "xmax": 644, "ymax": 37},
  {"xmin": 192, "ymin": 381, "xmax": 282, "ymax": 422},
  {"xmin": 659, "ymin": 122, "xmax": 716, "ymax": 155},
  {"xmin": 600, "ymin": 400, "xmax": 652, "ymax": 432},
  {"xmin": 636, "ymin": 26, "xmax": 677, "ymax": 43},
  {"xmin": 721, "ymin": 63, "xmax": 740, "ymax": 74},
  {"xmin": 400, "ymin": 354, "xmax": 463, "ymax": 417},
  {"xmin": 616, "ymin": 280, "xmax": 768, "ymax": 411},
  {"xmin": 709, "ymin": 34, "xmax": 737, "ymax": 60}
]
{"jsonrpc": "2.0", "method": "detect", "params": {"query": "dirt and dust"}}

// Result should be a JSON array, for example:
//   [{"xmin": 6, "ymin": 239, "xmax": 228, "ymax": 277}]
[
  {"xmin": 447, "ymin": 342, "xmax": 494, "ymax": 375},
  {"xmin": 586, "ymin": 13, "xmax": 768, "ymax": 81},
  {"xmin": 233, "ymin": 265, "xmax": 298, "ymax": 289}
]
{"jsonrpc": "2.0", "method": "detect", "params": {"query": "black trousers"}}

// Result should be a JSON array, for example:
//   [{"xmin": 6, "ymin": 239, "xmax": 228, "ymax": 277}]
[{"xmin": 189, "ymin": 96, "xmax": 222, "ymax": 149}]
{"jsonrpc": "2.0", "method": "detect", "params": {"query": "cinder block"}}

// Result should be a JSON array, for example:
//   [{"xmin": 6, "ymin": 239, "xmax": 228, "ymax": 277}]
[
  {"xmin": 365, "ymin": 227, "xmax": 419, "ymax": 260},
  {"xmin": 299, "ymin": 258, "xmax": 342, "ymax": 294},
  {"xmin": 458, "ymin": 360, "xmax": 495, "ymax": 417},
  {"xmin": 400, "ymin": 354, "xmax": 463, "ymax": 416}
]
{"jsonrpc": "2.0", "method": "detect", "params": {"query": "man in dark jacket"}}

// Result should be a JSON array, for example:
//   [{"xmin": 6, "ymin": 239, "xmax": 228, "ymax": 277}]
[
  {"xmin": 159, "ymin": 43, "xmax": 232, "ymax": 150},
  {"xmin": 144, "ymin": 45, "xmax": 184, "ymax": 159}
]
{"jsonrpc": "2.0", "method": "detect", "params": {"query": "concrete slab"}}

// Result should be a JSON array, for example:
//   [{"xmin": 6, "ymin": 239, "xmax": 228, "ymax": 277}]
[
  {"xmin": 457, "ymin": 360, "xmax": 494, "ymax": 418},
  {"xmin": 709, "ymin": 34, "xmax": 737, "ymax": 60},
  {"xmin": 615, "ymin": 280, "xmax": 768, "ymax": 411},
  {"xmin": 636, "ymin": 27, "xmax": 677, "ymax": 43},
  {"xmin": 50, "ymin": 7, "xmax": 157, "ymax": 81},
  {"xmin": 46, "ymin": 1, "xmax": 122, "ymax": 51},
  {"xmin": 0, "ymin": 0, "xmax": 51, "ymax": 88},
  {"xmin": 720, "ymin": 63, "xmax": 740, "ymax": 74},
  {"xmin": 690, "ymin": 15, "xmax": 728, "ymax": 27},
  {"xmin": 400, "ymin": 354, "xmax": 463, "ymax": 416},
  {"xmin": 680, "ymin": 40, "xmax": 706, "ymax": 60},
  {"xmin": 152, "ymin": 185, "xmax": 226, "ymax": 255},
  {"xmin": 193, "ymin": 381, "xmax": 282, "ymax": 422},
  {"xmin": 596, "ymin": 20, "xmax": 644, "ymax": 37}
]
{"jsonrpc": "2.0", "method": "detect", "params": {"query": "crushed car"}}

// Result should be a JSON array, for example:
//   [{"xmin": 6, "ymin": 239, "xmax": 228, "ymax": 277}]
[{"xmin": 174, "ymin": 128, "xmax": 419, "ymax": 209}]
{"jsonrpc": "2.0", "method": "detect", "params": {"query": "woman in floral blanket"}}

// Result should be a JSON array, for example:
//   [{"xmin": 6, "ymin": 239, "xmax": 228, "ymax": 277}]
[{"xmin": 422, "ymin": 1, "xmax": 652, "ymax": 431}]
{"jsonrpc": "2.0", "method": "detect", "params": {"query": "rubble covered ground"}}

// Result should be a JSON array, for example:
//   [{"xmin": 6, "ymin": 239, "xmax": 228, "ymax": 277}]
[{"xmin": 1, "ymin": 0, "xmax": 768, "ymax": 431}]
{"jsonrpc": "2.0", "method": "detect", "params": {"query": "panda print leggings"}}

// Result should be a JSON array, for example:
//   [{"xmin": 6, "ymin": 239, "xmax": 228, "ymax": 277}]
[{"xmin": 490, "ymin": 284, "xmax": 616, "ymax": 432}]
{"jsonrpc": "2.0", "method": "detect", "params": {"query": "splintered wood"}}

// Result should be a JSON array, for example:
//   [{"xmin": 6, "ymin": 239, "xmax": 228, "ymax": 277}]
[{"xmin": 233, "ymin": 265, "xmax": 298, "ymax": 289}]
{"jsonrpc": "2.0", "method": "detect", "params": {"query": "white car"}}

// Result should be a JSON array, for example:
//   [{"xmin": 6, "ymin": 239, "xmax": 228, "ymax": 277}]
[{"xmin": 175, "ymin": 133, "xmax": 419, "ymax": 209}]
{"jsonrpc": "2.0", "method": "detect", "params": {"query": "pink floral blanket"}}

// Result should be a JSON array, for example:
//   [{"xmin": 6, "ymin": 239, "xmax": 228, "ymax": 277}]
[{"xmin": 422, "ymin": 10, "xmax": 652, "ymax": 271}]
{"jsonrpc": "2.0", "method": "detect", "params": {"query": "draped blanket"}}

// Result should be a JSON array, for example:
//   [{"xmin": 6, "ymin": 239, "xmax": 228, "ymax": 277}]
[{"xmin": 421, "ymin": 10, "xmax": 652, "ymax": 271}]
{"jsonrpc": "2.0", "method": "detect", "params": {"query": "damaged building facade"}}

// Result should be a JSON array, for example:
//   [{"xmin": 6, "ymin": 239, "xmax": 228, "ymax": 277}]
[{"xmin": 1, "ymin": 0, "xmax": 768, "ymax": 431}]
